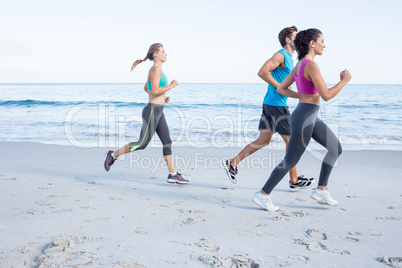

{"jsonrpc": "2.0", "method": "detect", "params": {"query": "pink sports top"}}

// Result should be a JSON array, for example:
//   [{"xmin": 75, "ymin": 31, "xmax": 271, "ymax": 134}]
[{"xmin": 294, "ymin": 59, "xmax": 318, "ymax": 94}]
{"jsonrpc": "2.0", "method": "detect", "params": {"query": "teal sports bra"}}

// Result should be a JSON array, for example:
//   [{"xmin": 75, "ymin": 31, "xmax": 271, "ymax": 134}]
[{"xmin": 147, "ymin": 65, "xmax": 168, "ymax": 90}]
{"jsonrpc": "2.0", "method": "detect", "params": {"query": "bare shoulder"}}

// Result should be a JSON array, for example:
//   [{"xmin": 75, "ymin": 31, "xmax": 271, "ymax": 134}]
[
  {"xmin": 305, "ymin": 60, "xmax": 321, "ymax": 73},
  {"xmin": 149, "ymin": 66, "xmax": 162, "ymax": 76},
  {"xmin": 272, "ymin": 52, "xmax": 285, "ymax": 62},
  {"xmin": 262, "ymin": 52, "xmax": 284, "ymax": 69}
]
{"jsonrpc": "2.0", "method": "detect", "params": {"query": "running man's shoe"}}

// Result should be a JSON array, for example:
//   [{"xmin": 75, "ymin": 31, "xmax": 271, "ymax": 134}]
[
  {"xmin": 252, "ymin": 191, "xmax": 279, "ymax": 212},
  {"xmin": 289, "ymin": 175, "xmax": 316, "ymax": 192},
  {"xmin": 222, "ymin": 159, "xmax": 238, "ymax": 184},
  {"xmin": 104, "ymin": 150, "xmax": 116, "ymax": 171},
  {"xmin": 310, "ymin": 188, "xmax": 339, "ymax": 206},
  {"xmin": 167, "ymin": 173, "xmax": 189, "ymax": 185}
]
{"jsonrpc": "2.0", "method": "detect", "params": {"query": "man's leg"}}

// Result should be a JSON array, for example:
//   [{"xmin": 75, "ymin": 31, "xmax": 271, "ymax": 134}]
[{"xmin": 231, "ymin": 129, "xmax": 273, "ymax": 167}]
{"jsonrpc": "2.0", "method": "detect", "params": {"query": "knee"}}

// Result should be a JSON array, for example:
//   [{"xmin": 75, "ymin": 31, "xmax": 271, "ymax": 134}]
[
  {"xmin": 328, "ymin": 141, "xmax": 342, "ymax": 158},
  {"xmin": 256, "ymin": 135, "xmax": 271, "ymax": 146},
  {"xmin": 337, "ymin": 142, "xmax": 343, "ymax": 156}
]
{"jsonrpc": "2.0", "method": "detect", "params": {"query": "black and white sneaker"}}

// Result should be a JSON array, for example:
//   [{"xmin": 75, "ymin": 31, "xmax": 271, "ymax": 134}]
[
  {"xmin": 222, "ymin": 159, "xmax": 238, "ymax": 184},
  {"xmin": 167, "ymin": 173, "xmax": 189, "ymax": 185},
  {"xmin": 289, "ymin": 175, "xmax": 315, "ymax": 192},
  {"xmin": 104, "ymin": 150, "xmax": 116, "ymax": 171}
]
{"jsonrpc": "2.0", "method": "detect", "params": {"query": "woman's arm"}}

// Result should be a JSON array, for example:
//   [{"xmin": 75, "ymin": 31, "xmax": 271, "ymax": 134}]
[
  {"xmin": 144, "ymin": 82, "xmax": 148, "ymax": 93},
  {"xmin": 307, "ymin": 61, "xmax": 351, "ymax": 101},
  {"xmin": 277, "ymin": 70, "xmax": 299, "ymax": 99},
  {"xmin": 149, "ymin": 67, "xmax": 178, "ymax": 96}
]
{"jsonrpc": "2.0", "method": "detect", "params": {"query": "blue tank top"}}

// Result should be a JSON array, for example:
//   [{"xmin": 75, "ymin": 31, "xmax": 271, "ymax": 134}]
[
  {"xmin": 263, "ymin": 49, "xmax": 294, "ymax": 106},
  {"xmin": 147, "ymin": 65, "xmax": 168, "ymax": 90}
]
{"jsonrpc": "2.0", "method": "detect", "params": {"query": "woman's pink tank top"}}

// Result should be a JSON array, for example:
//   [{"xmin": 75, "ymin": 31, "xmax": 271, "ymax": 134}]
[{"xmin": 294, "ymin": 59, "xmax": 318, "ymax": 94}]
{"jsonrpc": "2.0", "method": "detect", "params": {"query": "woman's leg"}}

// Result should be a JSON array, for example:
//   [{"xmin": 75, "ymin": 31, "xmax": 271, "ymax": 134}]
[
  {"xmin": 280, "ymin": 134, "xmax": 298, "ymax": 184},
  {"xmin": 261, "ymin": 104, "xmax": 319, "ymax": 195},
  {"xmin": 311, "ymin": 118, "xmax": 342, "ymax": 190},
  {"xmin": 114, "ymin": 104, "xmax": 162, "ymax": 158},
  {"xmin": 155, "ymin": 112, "xmax": 175, "ymax": 173}
]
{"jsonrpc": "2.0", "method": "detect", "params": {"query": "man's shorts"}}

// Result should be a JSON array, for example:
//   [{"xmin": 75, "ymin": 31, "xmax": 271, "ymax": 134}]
[{"xmin": 258, "ymin": 104, "xmax": 291, "ymax": 135}]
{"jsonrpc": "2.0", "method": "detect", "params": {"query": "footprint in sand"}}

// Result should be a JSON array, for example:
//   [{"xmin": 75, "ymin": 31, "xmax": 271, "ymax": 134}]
[
  {"xmin": 268, "ymin": 216, "xmax": 290, "ymax": 221},
  {"xmin": 109, "ymin": 196, "xmax": 122, "ymax": 200},
  {"xmin": 294, "ymin": 239, "xmax": 328, "ymax": 252},
  {"xmin": 344, "ymin": 231, "xmax": 361, "ymax": 242},
  {"xmin": 36, "ymin": 201, "xmax": 51, "ymax": 207},
  {"xmin": 196, "ymin": 238, "xmax": 220, "ymax": 252},
  {"xmin": 37, "ymin": 187, "xmax": 49, "ymax": 190},
  {"xmin": 347, "ymin": 231, "xmax": 362, "ymax": 235},
  {"xmin": 34, "ymin": 234, "xmax": 99, "ymax": 267},
  {"xmin": 289, "ymin": 211, "xmax": 311, "ymax": 217},
  {"xmin": 135, "ymin": 227, "xmax": 147, "ymax": 234},
  {"xmin": 81, "ymin": 206, "xmax": 95, "ymax": 210},
  {"xmin": 111, "ymin": 261, "xmax": 146, "ymax": 268},
  {"xmin": 88, "ymin": 181, "xmax": 103, "ymax": 186},
  {"xmin": 375, "ymin": 216, "xmax": 401, "ymax": 221},
  {"xmin": 184, "ymin": 216, "xmax": 206, "ymax": 225},
  {"xmin": 52, "ymin": 208, "xmax": 73, "ymax": 213},
  {"xmin": 288, "ymin": 255, "xmax": 310, "ymax": 262},
  {"xmin": 175, "ymin": 209, "xmax": 205, "ymax": 214},
  {"xmin": 345, "ymin": 237, "xmax": 359, "ymax": 242},
  {"xmin": 118, "ymin": 243, "xmax": 133, "ymax": 251},
  {"xmin": 306, "ymin": 229, "xmax": 328, "ymax": 240},
  {"xmin": 377, "ymin": 256, "xmax": 402, "ymax": 267},
  {"xmin": 27, "ymin": 209, "xmax": 44, "ymax": 215},
  {"xmin": 198, "ymin": 253, "xmax": 259, "ymax": 267},
  {"xmin": 306, "ymin": 241, "xmax": 328, "ymax": 252},
  {"xmin": 3, "ymin": 177, "xmax": 17, "ymax": 181}
]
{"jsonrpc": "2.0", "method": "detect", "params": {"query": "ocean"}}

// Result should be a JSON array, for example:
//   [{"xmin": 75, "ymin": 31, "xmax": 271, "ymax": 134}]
[{"xmin": 1, "ymin": 83, "xmax": 401, "ymax": 151}]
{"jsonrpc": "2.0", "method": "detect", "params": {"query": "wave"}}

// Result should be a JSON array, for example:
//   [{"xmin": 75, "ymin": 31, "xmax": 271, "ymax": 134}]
[
  {"xmin": 338, "ymin": 136, "xmax": 402, "ymax": 145},
  {"xmin": 0, "ymin": 99, "xmax": 262, "ymax": 110},
  {"xmin": 0, "ymin": 99, "xmax": 148, "ymax": 108}
]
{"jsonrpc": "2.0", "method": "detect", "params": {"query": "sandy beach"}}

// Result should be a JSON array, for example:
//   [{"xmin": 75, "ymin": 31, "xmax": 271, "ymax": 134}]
[{"xmin": 0, "ymin": 141, "xmax": 401, "ymax": 267}]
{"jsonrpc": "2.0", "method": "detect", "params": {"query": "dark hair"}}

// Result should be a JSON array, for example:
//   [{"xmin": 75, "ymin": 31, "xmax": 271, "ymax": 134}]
[
  {"xmin": 131, "ymin": 43, "xmax": 163, "ymax": 71},
  {"xmin": 294, "ymin": 28, "xmax": 322, "ymax": 60},
  {"xmin": 278, "ymin": 26, "xmax": 298, "ymax": 47}
]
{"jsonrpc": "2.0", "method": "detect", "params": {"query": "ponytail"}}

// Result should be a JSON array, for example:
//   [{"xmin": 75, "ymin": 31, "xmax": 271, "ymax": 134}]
[
  {"xmin": 131, "ymin": 56, "xmax": 147, "ymax": 71},
  {"xmin": 130, "ymin": 43, "xmax": 163, "ymax": 71}
]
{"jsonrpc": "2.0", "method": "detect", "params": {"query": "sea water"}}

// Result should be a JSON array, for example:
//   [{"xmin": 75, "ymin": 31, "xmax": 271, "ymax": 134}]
[{"xmin": 1, "ymin": 83, "xmax": 401, "ymax": 150}]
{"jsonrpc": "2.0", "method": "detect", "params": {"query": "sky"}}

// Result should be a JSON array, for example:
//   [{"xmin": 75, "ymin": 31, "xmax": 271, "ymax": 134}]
[{"xmin": 1, "ymin": 0, "xmax": 401, "ymax": 84}]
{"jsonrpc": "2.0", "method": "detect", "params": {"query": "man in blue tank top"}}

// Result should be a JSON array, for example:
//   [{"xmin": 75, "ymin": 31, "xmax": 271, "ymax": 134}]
[{"xmin": 223, "ymin": 26, "xmax": 315, "ymax": 191}]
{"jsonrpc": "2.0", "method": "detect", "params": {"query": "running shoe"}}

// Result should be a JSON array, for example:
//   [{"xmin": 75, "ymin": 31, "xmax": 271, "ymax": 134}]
[
  {"xmin": 252, "ymin": 191, "xmax": 279, "ymax": 212},
  {"xmin": 310, "ymin": 188, "xmax": 339, "ymax": 206},
  {"xmin": 167, "ymin": 173, "xmax": 189, "ymax": 185},
  {"xmin": 222, "ymin": 159, "xmax": 238, "ymax": 184},
  {"xmin": 289, "ymin": 175, "xmax": 316, "ymax": 192},
  {"xmin": 104, "ymin": 150, "xmax": 116, "ymax": 171}
]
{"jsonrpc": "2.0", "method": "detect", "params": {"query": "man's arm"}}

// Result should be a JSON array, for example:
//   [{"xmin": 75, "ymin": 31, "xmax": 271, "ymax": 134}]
[
  {"xmin": 257, "ymin": 52, "xmax": 285, "ymax": 88},
  {"xmin": 277, "ymin": 70, "xmax": 299, "ymax": 99}
]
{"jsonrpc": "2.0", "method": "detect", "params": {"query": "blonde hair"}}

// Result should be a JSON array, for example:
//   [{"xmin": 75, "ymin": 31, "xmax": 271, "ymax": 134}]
[{"xmin": 131, "ymin": 43, "xmax": 163, "ymax": 71}]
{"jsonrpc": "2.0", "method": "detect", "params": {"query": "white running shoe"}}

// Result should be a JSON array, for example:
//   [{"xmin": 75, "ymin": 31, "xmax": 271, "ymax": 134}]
[
  {"xmin": 310, "ymin": 188, "xmax": 339, "ymax": 206},
  {"xmin": 252, "ymin": 192, "xmax": 279, "ymax": 212}
]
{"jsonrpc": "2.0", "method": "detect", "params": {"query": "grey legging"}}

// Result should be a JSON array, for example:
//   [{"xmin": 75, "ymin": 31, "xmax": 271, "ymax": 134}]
[
  {"xmin": 128, "ymin": 103, "xmax": 172, "ymax": 155},
  {"xmin": 262, "ymin": 103, "xmax": 342, "ymax": 194}
]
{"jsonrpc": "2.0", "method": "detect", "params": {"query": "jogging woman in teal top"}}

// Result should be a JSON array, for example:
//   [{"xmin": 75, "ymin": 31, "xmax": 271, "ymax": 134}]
[{"xmin": 104, "ymin": 43, "xmax": 188, "ymax": 185}]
